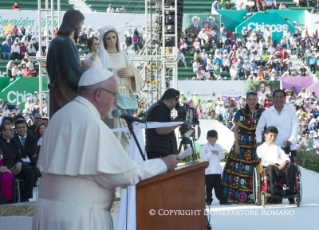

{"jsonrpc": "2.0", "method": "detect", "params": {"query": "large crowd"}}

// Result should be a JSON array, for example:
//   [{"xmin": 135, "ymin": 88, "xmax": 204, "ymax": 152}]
[
  {"xmin": 178, "ymin": 6, "xmax": 319, "ymax": 81},
  {"xmin": 0, "ymin": 2, "xmax": 318, "ymax": 207},
  {"xmin": 0, "ymin": 90, "xmax": 48, "ymax": 204},
  {"xmin": 181, "ymin": 86, "xmax": 319, "ymax": 154}
]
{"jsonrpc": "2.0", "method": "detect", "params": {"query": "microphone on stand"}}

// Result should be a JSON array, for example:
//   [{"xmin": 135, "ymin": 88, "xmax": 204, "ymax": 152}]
[{"xmin": 111, "ymin": 109, "xmax": 146, "ymax": 123}]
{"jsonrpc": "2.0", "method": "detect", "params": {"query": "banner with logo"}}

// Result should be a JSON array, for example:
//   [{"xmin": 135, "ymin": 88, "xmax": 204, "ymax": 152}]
[
  {"xmin": 235, "ymin": 12, "xmax": 295, "ymax": 42},
  {"xmin": 178, "ymin": 80, "xmax": 281, "ymax": 109},
  {"xmin": 0, "ymin": 77, "xmax": 48, "ymax": 108},
  {"xmin": 183, "ymin": 13, "xmax": 221, "ymax": 40},
  {"xmin": 0, "ymin": 10, "xmax": 145, "ymax": 43},
  {"xmin": 278, "ymin": 77, "xmax": 313, "ymax": 93},
  {"xmin": 307, "ymin": 12, "xmax": 319, "ymax": 36}
]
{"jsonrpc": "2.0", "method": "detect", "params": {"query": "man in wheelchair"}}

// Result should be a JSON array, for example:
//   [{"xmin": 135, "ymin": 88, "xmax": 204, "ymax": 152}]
[{"xmin": 257, "ymin": 126, "xmax": 297, "ymax": 198}]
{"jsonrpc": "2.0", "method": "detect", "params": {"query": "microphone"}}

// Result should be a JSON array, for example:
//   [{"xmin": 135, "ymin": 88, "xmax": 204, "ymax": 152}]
[{"xmin": 111, "ymin": 109, "xmax": 145, "ymax": 123}]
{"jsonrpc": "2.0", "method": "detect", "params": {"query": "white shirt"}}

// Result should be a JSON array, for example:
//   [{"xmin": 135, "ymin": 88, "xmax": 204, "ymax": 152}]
[
  {"xmin": 25, "ymin": 102, "xmax": 33, "ymax": 110},
  {"xmin": 27, "ymin": 46, "xmax": 36, "ymax": 53},
  {"xmin": 198, "ymin": 31, "xmax": 208, "ymax": 40},
  {"xmin": 215, "ymin": 105, "xmax": 225, "ymax": 116},
  {"xmin": 256, "ymin": 104, "xmax": 299, "ymax": 150},
  {"xmin": 106, "ymin": 7, "xmax": 114, "ymax": 13},
  {"xmin": 200, "ymin": 143, "xmax": 225, "ymax": 174},
  {"xmin": 264, "ymin": 30, "xmax": 272, "ymax": 39},
  {"xmin": 258, "ymin": 90, "xmax": 271, "ymax": 99},
  {"xmin": 10, "ymin": 45, "xmax": 20, "ymax": 53},
  {"xmin": 124, "ymin": 30, "xmax": 132, "ymax": 37},
  {"xmin": 11, "ymin": 67, "xmax": 19, "ymax": 76},
  {"xmin": 257, "ymin": 143, "xmax": 290, "ymax": 167}
]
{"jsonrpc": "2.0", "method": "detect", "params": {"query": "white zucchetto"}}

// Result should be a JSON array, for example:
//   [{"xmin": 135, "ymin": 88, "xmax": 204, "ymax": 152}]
[{"xmin": 78, "ymin": 67, "xmax": 113, "ymax": 86}]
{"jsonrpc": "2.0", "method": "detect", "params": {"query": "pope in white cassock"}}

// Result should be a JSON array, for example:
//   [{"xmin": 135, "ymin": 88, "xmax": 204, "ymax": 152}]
[{"xmin": 32, "ymin": 67, "xmax": 180, "ymax": 230}]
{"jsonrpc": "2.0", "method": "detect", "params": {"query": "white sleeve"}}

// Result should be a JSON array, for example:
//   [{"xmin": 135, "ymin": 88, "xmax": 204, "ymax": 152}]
[
  {"xmin": 257, "ymin": 146, "xmax": 269, "ymax": 166},
  {"xmin": 288, "ymin": 110, "xmax": 299, "ymax": 143},
  {"xmin": 92, "ymin": 159, "xmax": 167, "ymax": 189},
  {"xmin": 256, "ymin": 112, "xmax": 267, "ymax": 143},
  {"xmin": 200, "ymin": 144, "xmax": 212, "ymax": 160},
  {"xmin": 218, "ymin": 145, "xmax": 225, "ymax": 161}
]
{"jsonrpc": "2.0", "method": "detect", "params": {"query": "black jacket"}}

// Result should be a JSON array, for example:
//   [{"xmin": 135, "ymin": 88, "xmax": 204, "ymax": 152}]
[
  {"xmin": 14, "ymin": 133, "xmax": 37, "ymax": 165},
  {"xmin": 145, "ymin": 100, "xmax": 177, "ymax": 158},
  {"xmin": 0, "ymin": 137, "xmax": 22, "ymax": 170}
]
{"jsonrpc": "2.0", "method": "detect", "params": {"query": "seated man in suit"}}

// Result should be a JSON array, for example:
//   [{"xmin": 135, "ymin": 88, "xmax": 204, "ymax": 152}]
[
  {"xmin": 14, "ymin": 120, "xmax": 41, "ymax": 185},
  {"xmin": 0, "ymin": 123, "xmax": 34, "ymax": 202},
  {"xmin": 28, "ymin": 113, "xmax": 42, "ymax": 136}
]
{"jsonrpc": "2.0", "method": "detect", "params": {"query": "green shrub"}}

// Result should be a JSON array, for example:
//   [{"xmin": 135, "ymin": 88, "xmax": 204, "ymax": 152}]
[{"xmin": 297, "ymin": 149, "xmax": 319, "ymax": 173}]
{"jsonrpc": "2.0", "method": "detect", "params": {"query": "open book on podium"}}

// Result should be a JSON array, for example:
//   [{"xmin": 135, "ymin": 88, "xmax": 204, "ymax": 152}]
[{"xmin": 136, "ymin": 159, "xmax": 209, "ymax": 230}]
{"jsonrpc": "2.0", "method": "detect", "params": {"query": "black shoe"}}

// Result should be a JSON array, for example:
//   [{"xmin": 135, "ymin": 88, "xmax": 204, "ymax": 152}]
[
  {"xmin": 285, "ymin": 190, "xmax": 296, "ymax": 196},
  {"xmin": 289, "ymin": 199, "xmax": 295, "ymax": 204},
  {"xmin": 220, "ymin": 200, "xmax": 232, "ymax": 205},
  {"xmin": 205, "ymin": 198, "xmax": 212, "ymax": 205}
]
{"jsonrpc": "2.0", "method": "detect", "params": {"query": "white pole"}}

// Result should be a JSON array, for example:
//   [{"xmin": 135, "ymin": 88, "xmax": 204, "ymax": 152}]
[{"xmin": 38, "ymin": 0, "xmax": 43, "ymax": 115}]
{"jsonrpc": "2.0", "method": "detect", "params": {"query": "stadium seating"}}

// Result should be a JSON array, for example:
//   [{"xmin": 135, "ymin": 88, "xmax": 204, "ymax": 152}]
[
  {"xmin": 1, "ymin": 0, "xmax": 74, "ymax": 11},
  {"xmin": 84, "ymin": 0, "xmax": 313, "ymax": 13}
]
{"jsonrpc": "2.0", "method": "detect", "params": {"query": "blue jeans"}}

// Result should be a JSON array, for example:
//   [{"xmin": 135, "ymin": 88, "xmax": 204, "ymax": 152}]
[{"xmin": 2, "ymin": 52, "xmax": 11, "ymax": 60}]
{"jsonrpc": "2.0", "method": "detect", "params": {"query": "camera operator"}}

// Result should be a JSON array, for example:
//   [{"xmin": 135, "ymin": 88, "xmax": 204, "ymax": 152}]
[{"xmin": 145, "ymin": 88, "xmax": 189, "ymax": 159}]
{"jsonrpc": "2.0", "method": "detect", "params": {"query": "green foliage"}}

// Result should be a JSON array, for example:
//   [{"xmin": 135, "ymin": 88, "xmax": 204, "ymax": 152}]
[
  {"xmin": 246, "ymin": 81, "xmax": 281, "ymax": 94},
  {"xmin": 297, "ymin": 149, "xmax": 319, "ymax": 173},
  {"xmin": 221, "ymin": 150, "xmax": 229, "ymax": 162}
]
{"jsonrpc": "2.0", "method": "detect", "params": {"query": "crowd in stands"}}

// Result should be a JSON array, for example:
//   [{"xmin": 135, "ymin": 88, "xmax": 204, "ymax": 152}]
[
  {"xmin": 106, "ymin": 4, "xmax": 127, "ymax": 13},
  {"xmin": 179, "ymin": 9, "xmax": 319, "ymax": 81},
  {"xmin": 212, "ymin": 0, "xmax": 319, "ymax": 12},
  {"xmin": 181, "ymin": 86, "xmax": 319, "ymax": 154},
  {"xmin": 0, "ymin": 90, "xmax": 48, "ymax": 204}
]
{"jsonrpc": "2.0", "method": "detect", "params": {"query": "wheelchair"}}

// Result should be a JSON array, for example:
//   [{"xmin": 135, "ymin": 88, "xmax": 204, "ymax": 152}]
[{"xmin": 252, "ymin": 157, "xmax": 302, "ymax": 208}]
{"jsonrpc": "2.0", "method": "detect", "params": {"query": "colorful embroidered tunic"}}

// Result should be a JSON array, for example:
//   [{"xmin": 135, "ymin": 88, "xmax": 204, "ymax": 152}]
[{"xmin": 221, "ymin": 108, "xmax": 264, "ymax": 204}]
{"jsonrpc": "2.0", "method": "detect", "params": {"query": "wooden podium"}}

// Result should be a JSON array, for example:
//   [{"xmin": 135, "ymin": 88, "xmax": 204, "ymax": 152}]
[{"xmin": 136, "ymin": 160, "xmax": 209, "ymax": 230}]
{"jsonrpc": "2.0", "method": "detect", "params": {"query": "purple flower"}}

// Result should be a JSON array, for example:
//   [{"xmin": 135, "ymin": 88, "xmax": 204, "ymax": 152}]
[
  {"xmin": 229, "ymin": 188, "xmax": 235, "ymax": 199},
  {"xmin": 230, "ymin": 175, "xmax": 234, "ymax": 184},
  {"xmin": 232, "ymin": 162, "xmax": 236, "ymax": 170},
  {"xmin": 238, "ymin": 192, "xmax": 247, "ymax": 202},
  {"xmin": 239, "ymin": 162, "xmax": 243, "ymax": 174}
]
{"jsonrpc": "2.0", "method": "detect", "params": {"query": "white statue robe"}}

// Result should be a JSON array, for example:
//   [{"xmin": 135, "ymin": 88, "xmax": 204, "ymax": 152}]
[
  {"xmin": 108, "ymin": 52, "xmax": 141, "ymax": 152},
  {"xmin": 32, "ymin": 96, "xmax": 167, "ymax": 230},
  {"xmin": 99, "ymin": 26, "xmax": 142, "ymax": 153}
]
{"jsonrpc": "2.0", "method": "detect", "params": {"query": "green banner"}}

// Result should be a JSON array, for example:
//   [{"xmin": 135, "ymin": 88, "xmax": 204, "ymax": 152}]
[
  {"xmin": 0, "ymin": 78, "xmax": 48, "ymax": 108},
  {"xmin": 217, "ymin": 10, "xmax": 248, "ymax": 32},
  {"xmin": 235, "ymin": 12, "xmax": 295, "ymax": 42}
]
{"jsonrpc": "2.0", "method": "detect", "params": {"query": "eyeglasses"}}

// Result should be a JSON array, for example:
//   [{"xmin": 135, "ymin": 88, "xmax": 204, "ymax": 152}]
[{"xmin": 99, "ymin": 88, "xmax": 120, "ymax": 99}]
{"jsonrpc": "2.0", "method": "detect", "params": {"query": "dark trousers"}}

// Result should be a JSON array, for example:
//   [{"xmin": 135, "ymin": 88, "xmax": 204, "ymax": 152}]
[
  {"xmin": 15, "ymin": 163, "xmax": 34, "ymax": 200},
  {"xmin": 205, "ymin": 174, "xmax": 226, "ymax": 203},
  {"xmin": 266, "ymin": 163, "xmax": 296, "ymax": 193},
  {"xmin": 290, "ymin": 150, "xmax": 297, "ymax": 163},
  {"xmin": 28, "ymin": 163, "xmax": 41, "ymax": 186}
]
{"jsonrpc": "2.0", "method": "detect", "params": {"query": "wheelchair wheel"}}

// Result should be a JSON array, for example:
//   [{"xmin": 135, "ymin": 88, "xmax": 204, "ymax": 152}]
[
  {"xmin": 297, "ymin": 167, "xmax": 302, "ymax": 203},
  {"xmin": 295, "ymin": 193, "xmax": 300, "ymax": 207},
  {"xmin": 261, "ymin": 193, "xmax": 266, "ymax": 208},
  {"xmin": 253, "ymin": 166, "xmax": 261, "ymax": 206}
]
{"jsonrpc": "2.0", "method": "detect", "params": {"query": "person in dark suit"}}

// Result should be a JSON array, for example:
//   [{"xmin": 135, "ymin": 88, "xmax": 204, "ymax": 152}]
[
  {"xmin": 14, "ymin": 120, "xmax": 41, "ymax": 185},
  {"xmin": 27, "ymin": 113, "xmax": 42, "ymax": 136},
  {"xmin": 188, "ymin": 16, "xmax": 201, "ymax": 37},
  {"xmin": 0, "ymin": 123, "xmax": 34, "ymax": 202}
]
